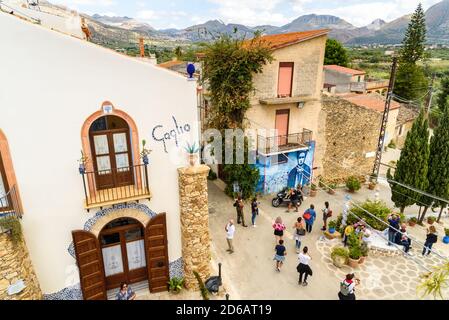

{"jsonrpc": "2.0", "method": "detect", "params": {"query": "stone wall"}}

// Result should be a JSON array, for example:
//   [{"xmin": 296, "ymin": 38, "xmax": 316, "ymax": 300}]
[
  {"xmin": 178, "ymin": 165, "xmax": 211, "ymax": 289},
  {"xmin": 321, "ymin": 96, "xmax": 381, "ymax": 183},
  {"xmin": 0, "ymin": 232, "xmax": 42, "ymax": 300}
]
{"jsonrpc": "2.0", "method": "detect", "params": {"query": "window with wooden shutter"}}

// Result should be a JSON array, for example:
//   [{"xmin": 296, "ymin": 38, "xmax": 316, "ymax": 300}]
[{"xmin": 278, "ymin": 62, "xmax": 294, "ymax": 98}]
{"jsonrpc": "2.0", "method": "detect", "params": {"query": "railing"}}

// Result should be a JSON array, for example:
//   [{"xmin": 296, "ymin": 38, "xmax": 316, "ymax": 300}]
[
  {"xmin": 0, "ymin": 1, "xmax": 41, "ymax": 24},
  {"xmin": 81, "ymin": 163, "xmax": 151, "ymax": 210},
  {"xmin": 350, "ymin": 80, "xmax": 390, "ymax": 93},
  {"xmin": 0, "ymin": 185, "xmax": 23, "ymax": 220},
  {"xmin": 257, "ymin": 129, "xmax": 313, "ymax": 155}
]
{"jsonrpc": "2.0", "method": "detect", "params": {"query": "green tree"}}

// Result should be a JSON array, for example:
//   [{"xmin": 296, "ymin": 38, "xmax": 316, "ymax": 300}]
[
  {"xmin": 387, "ymin": 109, "xmax": 430, "ymax": 213},
  {"xmin": 424, "ymin": 108, "xmax": 449, "ymax": 223},
  {"xmin": 174, "ymin": 46, "xmax": 183, "ymax": 60},
  {"xmin": 399, "ymin": 3, "xmax": 427, "ymax": 64},
  {"xmin": 437, "ymin": 76, "xmax": 449, "ymax": 112},
  {"xmin": 394, "ymin": 4, "xmax": 429, "ymax": 101},
  {"xmin": 324, "ymin": 39, "xmax": 349, "ymax": 67},
  {"xmin": 202, "ymin": 33, "xmax": 273, "ymax": 199}
]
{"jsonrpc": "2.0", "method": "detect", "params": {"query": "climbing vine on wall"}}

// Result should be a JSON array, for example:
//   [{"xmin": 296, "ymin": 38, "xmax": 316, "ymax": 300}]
[{"xmin": 202, "ymin": 32, "xmax": 273, "ymax": 199}]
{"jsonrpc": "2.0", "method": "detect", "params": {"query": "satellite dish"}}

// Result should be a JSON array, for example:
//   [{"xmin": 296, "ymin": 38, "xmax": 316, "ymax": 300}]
[{"xmin": 186, "ymin": 63, "xmax": 196, "ymax": 80}]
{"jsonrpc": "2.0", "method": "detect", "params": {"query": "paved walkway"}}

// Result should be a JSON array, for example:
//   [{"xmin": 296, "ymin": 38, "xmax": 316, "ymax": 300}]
[{"xmin": 208, "ymin": 180, "xmax": 449, "ymax": 300}]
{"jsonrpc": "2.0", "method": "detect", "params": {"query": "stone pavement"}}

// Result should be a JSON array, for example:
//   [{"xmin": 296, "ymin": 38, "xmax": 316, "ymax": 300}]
[{"xmin": 207, "ymin": 180, "xmax": 449, "ymax": 300}]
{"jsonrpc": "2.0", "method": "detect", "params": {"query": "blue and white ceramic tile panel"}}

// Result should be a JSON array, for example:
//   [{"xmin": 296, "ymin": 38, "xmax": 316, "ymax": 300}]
[{"xmin": 44, "ymin": 203, "xmax": 184, "ymax": 300}]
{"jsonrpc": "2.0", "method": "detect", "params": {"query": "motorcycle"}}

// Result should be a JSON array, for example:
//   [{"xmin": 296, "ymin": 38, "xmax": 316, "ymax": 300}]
[{"xmin": 272, "ymin": 187, "xmax": 303, "ymax": 208}]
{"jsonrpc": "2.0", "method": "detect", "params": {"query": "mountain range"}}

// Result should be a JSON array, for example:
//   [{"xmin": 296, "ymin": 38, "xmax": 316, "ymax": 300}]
[{"xmin": 42, "ymin": 0, "xmax": 449, "ymax": 46}]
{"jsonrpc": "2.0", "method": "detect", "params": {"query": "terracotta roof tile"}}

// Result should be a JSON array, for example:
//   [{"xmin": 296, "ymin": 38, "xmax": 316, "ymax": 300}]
[
  {"xmin": 324, "ymin": 65, "xmax": 366, "ymax": 76},
  {"xmin": 245, "ymin": 29, "xmax": 329, "ymax": 50},
  {"xmin": 397, "ymin": 105, "xmax": 419, "ymax": 124},
  {"xmin": 342, "ymin": 93, "xmax": 401, "ymax": 113}
]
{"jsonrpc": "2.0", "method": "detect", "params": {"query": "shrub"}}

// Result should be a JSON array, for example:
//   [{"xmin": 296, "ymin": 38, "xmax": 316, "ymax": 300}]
[
  {"xmin": 347, "ymin": 200, "xmax": 394, "ymax": 231},
  {"xmin": 388, "ymin": 140, "xmax": 396, "ymax": 149},
  {"xmin": 331, "ymin": 247, "xmax": 349, "ymax": 261},
  {"xmin": 427, "ymin": 216, "xmax": 436, "ymax": 223},
  {"xmin": 346, "ymin": 176, "xmax": 361, "ymax": 192},
  {"xmin": 0, "ymin": 217, "xmax": 22, "ymax": 246},
  {"xmin": 360, "ymin": 242, "xmax": 370, "ymax": 257},
  {"xmin": 445, "ymin": 228, "xmax": 449, "ymax": 237},
  {"xmin": 193, "ymin": 271, "xmax": 209, "ymax": 300},
  {"xmin": 311, "ymin": 183, "xmax": 317, "ymax": 191},
  {"xmin": 348, "ymin": 232, "xmax": 362, "ymax": 260},
  {"xmin": 408, "ymin": 217, "xmax": 418, "ymax": 223},
  {"xmin": 207, "ymin": 170, "xmax": 218, "ymax": 180},
  {"xmin": 168, "ymin": 277, "xmax": 184, "ymax": 293},
  {"xmin": 328, "ymin": 220, "xmax": 337, "ymax": 230}
]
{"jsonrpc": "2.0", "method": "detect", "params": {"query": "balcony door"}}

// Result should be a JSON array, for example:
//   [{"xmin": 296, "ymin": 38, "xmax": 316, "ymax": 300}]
[
  {"xmin": 275, "ymin": 109, "xmax": 290, "ymax": 147},
  {"xmin": 90, "ymin": 116, "xmax": 134, "ymax": 190},
  {"xmin": 0, "ymin": 153, "xmax": 10, "ymax": 211}
]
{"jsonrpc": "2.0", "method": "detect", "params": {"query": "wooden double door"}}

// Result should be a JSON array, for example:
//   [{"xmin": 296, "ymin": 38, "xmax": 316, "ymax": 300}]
[{"xmin": 72, "ymin": 214, "xmax": 170, "ymax": 300}]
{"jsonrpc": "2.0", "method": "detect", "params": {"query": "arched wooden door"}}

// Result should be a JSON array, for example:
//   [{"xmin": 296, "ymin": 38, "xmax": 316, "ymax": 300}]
[
  {"xmin": 145, "ymin": 213, "xmax": 170, "ymax": 293},
  {"xmin": 72, "ymin": 230, "xmax": 107, "ymax": 300}
]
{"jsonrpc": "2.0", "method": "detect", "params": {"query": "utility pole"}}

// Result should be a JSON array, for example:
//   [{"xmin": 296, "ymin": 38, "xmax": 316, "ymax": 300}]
[
  {"xmin": 425, "ymin": 73, "xmax": 436, "ymax": 116},
  {"xmin": 372, "ymin": 56, "xmax": 398, "ymax": 183}
]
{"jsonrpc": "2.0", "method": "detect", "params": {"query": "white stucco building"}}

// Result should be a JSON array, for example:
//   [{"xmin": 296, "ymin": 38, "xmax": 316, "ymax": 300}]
[{"xmin": 0, "ymin": 10, "xmax": 200, "ymax": 299}]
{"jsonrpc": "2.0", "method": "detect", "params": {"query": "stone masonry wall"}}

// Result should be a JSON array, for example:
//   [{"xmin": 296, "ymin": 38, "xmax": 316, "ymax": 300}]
[
  {"xmin": 322, "ymin": 96, "xmax": 381, "ymax": 183},
  {"xmin": 178, "ymin": 165, "xmax": 211, "ymax": 289},
  {"xmin": 0, "ymin": 233, "xmax": 42, "ymax": 300}
]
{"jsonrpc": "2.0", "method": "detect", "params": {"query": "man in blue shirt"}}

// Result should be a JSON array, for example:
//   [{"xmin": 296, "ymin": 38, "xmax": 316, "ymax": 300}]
[
  {"xmin": 387, "ymin": 214, "xmax": 400, "ymax": 246},
  {"xmin": 303, "ymin": 204, "xmax": 316, "ymax": 233}
]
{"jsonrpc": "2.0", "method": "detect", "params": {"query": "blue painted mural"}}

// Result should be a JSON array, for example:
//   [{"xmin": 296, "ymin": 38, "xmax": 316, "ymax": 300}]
[{"xmin": 255, "ymin": 141, "xmax": 315, "ymax": 194}]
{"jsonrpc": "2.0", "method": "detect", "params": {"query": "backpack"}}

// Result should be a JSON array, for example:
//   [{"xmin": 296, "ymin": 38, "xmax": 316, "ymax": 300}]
[
  {"xmin": 340, "ymin": 280, "xmax": 352, "ymax": 296},
  {"xmin": 303, "ymin": 211, "xmax": 311, "ymax": 221},
  {"xmin": 326, "ymin": 209, "xmax": 333, "ymax": 218}
]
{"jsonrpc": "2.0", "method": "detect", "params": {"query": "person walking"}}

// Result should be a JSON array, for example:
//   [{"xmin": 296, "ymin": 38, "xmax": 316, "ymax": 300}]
[
  {"xmin": 303, "ymin": 205, "xmax": 316, "ymax": 233},
  {"xmin": 233, "ymin": 195, "xmax": 248, "ymax": 227},
  {"xmin": 293, "ymin": 217, "xmax": 306, "ymax": 253},
  {"xmin": 297, "ymin": 246, "xmax": 312, "ymax": 286},
  {"xmin": 273, "ymin": 240, "xmax": 287, "ymax": 272},
  {"xmin": 286, "ymin": 188, "xmax": 299, "ymax": 213},
  {"xmin": 251, "ymin": 197, "xmax": 259, "ymax": 228},
  {"xmin": 321, "ymin": 201, "xmax": 332, "ymax": 231},
  {"xmin": 338, "ymin": 273, "xmax": 360, "ymax": 300},
  {"xmin": 225, "ymin": 219, "xmax": 236, "ymax": 254},
  {"xmin": 273, "ymin": 217, "xmax": 286, "ymax": 243},
  {"xmin": 387, "ymin": 214, "xmax": 400, "ymax": 246},
  {"xmin": 422, "ymin": 225, "xmax": 438, "ymax": 256}
]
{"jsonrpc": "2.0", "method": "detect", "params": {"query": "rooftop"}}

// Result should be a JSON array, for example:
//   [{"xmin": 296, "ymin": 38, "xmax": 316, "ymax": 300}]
[
  {"xmin": 324, "ymin": 65, "xmax": 366, "ymax": 76},
  {"xmin": 341, "ymin": 93, "xmax": 401, "ymax": 113},
  {"xmin": 396, "ymin": 105, "xmax": 419, "ymax": 124},
  {"xmin": 244, "ymin": 29, "xmax": 329, "ymax": 50}
]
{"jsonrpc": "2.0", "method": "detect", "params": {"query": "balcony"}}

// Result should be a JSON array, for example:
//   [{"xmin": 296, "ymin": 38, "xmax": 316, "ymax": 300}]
[
  {"xmin": 0, "ymin": 185, "xmax": 23, "ymax": 220},
  {"xmin": 259, "ymin": 94, "xmax": 318, "ymax": 106},
  {"xmin": 350, "ymin": 80, "xmax": 390, "ymax": 93},
  {"xmin": 257, "ymin": 129, "xmax": 313, "ymax": 156},
  {"xmin": 81, "ymin": 164, "xmax": 151, "ymax": 211}
]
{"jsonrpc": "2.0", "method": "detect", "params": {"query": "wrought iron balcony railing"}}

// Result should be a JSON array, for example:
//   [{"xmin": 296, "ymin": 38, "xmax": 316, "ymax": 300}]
[
  {"xmin": 257, "ymin": 129, "xmax": 312, "ymax": 155},
  {"xmin": 80, "ymin": 163, "xmax": 151, "ymax": 211},
  {"xmin": 0, "ymin": 185, "xmax": 23, "ymax": 220}
]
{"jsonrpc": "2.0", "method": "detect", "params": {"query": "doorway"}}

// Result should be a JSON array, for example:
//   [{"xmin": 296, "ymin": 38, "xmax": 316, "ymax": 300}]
[
  {"xmin": 99, "ymin": 217, "xmax": 147, "ymax": 290},
  {"xmin": 89, "ymin": 115, "xmax": 134, "ymax": 190},
  {"xmin": 275, "ymin": 109, "xmax": 290, "ymax": 146}
]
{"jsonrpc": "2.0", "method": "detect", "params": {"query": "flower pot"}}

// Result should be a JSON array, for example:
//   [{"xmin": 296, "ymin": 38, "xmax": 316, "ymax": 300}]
[
  {"xmin": 408, "ymin": 221, "xmax": 416, "ymax": 227},
  {"xmin": 310, "ymin": 190, "xmax": 317, "ymax": 197},
  {"xmin": 332, "ymin": 255, "xmax": 346, "ymax": 268},
  {"xmin": 443, "ymin": 236, "xmax": 449, "ymax": 244},
  {"xmin": 358, "ymin": 256, "xmax": 366, "ymax": 264},
  {"xmin": 347, "ymin": 257, "xmax": 359, "ymax": 268},
  {"xmin": 368, "ymin": 183, "xmax": 376, "ymax": 190},
  {"xmin": 329, "ymin": 228, "xmax": 336, "ymax": 234},
  {"xmin": 427, "ymin": 218, "xmax": 435, "ymax": 225},
  {"xmin": 188, "ymin": 154, "xmax": 198, "ymax": 166}
]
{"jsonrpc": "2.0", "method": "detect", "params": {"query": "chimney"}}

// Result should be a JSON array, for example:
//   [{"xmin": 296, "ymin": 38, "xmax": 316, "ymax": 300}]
[{"xmin": 139, "ymin": 37, "xmax": 145, "ymax": 58}]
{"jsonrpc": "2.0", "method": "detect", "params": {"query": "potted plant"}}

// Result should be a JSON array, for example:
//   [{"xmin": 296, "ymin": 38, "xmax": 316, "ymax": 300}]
[
  {"xmin": 328, "ymin": 183, "xmax": 337, "ymax": 195},
  {"xmin": 443, "ymin": 229, "xmax": 449, "ymax": 245},
  {"xmin": 347, "ymin": 232, "xmax": 361, "ymax": 268},
  {"xmin": 331, "ymin": 247, "xmax": 349, "ymax": 268},
  {"xmin": 328, "ymin": 220, "xmax": 337, "ymax": 234},
  {"xmin": 346, "ymin": 176, "xmax": 361, "ymax": 193},
  {"xmin": 368, "ymin": 181, "xmax": 377, "ymax": 190},
  {"xmin": 184, "ymin": 142, "xmax": 200, "ymax": 166},
  {"xmin": 140, "ymin": 140, "xmax": 152, "ymax": 165},
  {"xmin": 359, "ymin": 242, "xmax": 369, "ymax": 264},
  {"xmin": 427, "ymin": 216, "xmax": 436, "ymax": 225},
  {"xmin": 168, "ymin": 277, "xmax": 184, "ymax": 294},
  {"xmin": 78, "ymin": 150, "xmax": 88, "ymax": 174},
  {"xmin": 408, "ymin": 217, "xmax": 418, "ymax": 227},
  {"xmin": 309, "ymin": 183, "xmax": 317, "ymax": 197}
]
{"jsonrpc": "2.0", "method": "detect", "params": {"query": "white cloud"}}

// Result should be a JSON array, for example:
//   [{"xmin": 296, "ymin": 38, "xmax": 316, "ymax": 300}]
[{"xmin": 136, "ymin": 9, "xmax": 188, "ymax": 29}]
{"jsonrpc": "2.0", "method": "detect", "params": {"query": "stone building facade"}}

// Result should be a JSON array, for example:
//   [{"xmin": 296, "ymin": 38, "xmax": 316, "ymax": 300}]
[{"xmin": 0, "ymin": 233, "xmax": 42, "ymax": 300}]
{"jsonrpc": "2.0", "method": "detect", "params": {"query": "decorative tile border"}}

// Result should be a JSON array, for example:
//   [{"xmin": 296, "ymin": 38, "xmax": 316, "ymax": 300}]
[
  {"xmin": 43, "ymin": 258, "xmax": 184, "ymax": 300},
  {"xmin": 67, "ymin": 202, "xmax": 157, "ymax": 259}
]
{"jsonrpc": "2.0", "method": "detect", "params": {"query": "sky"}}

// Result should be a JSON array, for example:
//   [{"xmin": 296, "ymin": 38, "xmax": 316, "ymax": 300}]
[{"xmin": 49, "ymin": 0, "xmax": 443, "ymax": 29}]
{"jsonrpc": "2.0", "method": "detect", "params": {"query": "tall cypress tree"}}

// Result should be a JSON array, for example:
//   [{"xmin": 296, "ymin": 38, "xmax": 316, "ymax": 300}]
[
  {"xmin": 437, "ymin": 76, "xmax": 449, "ymax": 112},
  {"xmin": 388, "ymin": 109, "xmax": 430, "ymax": 214},
  {"xmin": 425, "ymin": 108, "xmax": 449, "ymax": 223},
  {"xmin": 394, "ymin": 4, "xmax": 428, "ymax": 101}
]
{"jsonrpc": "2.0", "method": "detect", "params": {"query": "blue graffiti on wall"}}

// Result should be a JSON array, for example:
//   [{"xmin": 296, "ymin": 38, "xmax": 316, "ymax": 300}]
[{"xmin": 255, "ymin": 141, "xmax": 315, "ymax": 194}]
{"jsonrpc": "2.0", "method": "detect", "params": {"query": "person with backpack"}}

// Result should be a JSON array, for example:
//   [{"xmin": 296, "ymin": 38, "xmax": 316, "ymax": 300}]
[
  {"xmin": 293, "ymin": 217, "xmax": 306, "ymax": 253},
  {"xmin": 338, "ymin": 273, "xmax": 360, "ymax": 300},
  {"xmin": 297, "ymin": 246, "xmax": 312, "ymax": 286},
  {"xmin": 422, "ymin": 225, "xmax": 438, "ymax": 256},
  {"xmin": 303, "ymin": 204, "xmax": 316, "ymax": 233},
  {"xmin": 273, "ymin": 239, "xmax": 287, "ymax": 272},
  {"xmin": 233, "ymin": 195, "xmax": 248, "ymax": 227},
  {"xmin": 321, "ymin": 201, "xmax": 332, "ymax": 231},
  {"xmin": 273, "ymin": 217, "xmax": 286, "ymax": 243}
]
